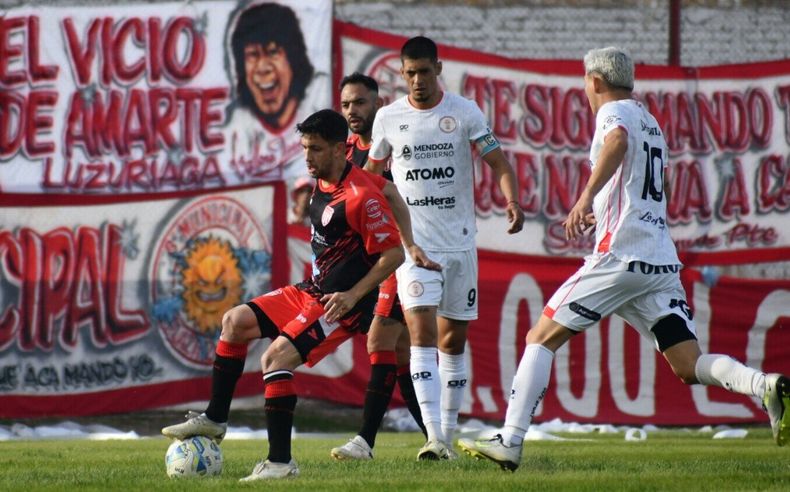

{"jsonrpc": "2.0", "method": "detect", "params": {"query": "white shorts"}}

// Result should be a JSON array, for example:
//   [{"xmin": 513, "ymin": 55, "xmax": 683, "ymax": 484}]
[
  {"xmin": 545, "ymin": 254, "xmax": 696, "ymax": 349},
  {"xmin": 396, "ymin": 248, "xmax": 478, "ymax": 320}
]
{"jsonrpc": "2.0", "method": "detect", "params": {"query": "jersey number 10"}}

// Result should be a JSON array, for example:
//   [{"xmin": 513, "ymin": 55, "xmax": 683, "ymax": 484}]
[{"xmin": 641, "ymin": 142, "xmax": 665, "ymax": 203}]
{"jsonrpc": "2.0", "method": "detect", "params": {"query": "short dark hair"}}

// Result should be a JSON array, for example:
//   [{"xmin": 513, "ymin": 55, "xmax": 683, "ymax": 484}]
[
  {"xmin": 339, "ymin": 72, "xmax": 378, "ymax": 93},
  {"xmin": 230, "ymin": 3, "xmax": 314, "ymax": 117},
  {"xmin": 296, "ymin": 109, "xmax": 348, "ymax": 144},
  {"xmin": 401, "ymin": 36, "xmax": 438, "ymax": 62}
]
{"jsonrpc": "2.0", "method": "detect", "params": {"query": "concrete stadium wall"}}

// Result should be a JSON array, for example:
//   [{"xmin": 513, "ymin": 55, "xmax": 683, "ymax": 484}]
[
  {"xmin": 334, "ymin": 1, "xmax": 790, "ymax": 66},
  {"xmin": 2, "ymin": 0, "xmax": 789, "ymax": 66}
]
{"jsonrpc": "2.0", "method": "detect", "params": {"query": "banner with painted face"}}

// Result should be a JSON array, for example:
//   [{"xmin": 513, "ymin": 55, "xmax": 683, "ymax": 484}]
[
  {"xmin": 0, "ymin": 1, "xmax": 331, "ymax": 195},
  {"xmin": 0, "ymin": 184, "xmax": 287, "ymax": 417},
  {"xmin": 335, "ymin": 22, "xmax": 790, "ymax": 265}
]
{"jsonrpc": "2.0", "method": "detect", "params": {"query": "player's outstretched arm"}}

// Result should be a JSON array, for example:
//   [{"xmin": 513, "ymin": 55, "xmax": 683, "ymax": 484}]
[
  {"xmin": 564, "ymin": 128, "xmax": 628, "ymax": 240},
  {"xmin": 321, "ymin": 245, "xmax": 405, "ymax": 323},
  {"xmin": 482, "ymin": 148, "xmax": 525, "ymax": 234},
  {"xmin": 381, "ymin": 181, "xmax": 441, "ymax": 272}
]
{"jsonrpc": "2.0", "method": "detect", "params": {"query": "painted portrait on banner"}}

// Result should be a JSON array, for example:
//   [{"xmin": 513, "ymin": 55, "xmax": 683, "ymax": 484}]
[
  {"xmin": 222, "ymin": 2, "xmax": 330, "ymax": 194},
  {"xmin": 0, "ymin": 0, "xmax": 331, "ymax": 195}
]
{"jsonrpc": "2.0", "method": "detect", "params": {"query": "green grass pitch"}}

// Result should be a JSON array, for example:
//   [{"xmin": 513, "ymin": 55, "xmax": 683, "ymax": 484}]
[{"xmin": 1, "ymin": 430, "xmax": 789, "ymax": 491}]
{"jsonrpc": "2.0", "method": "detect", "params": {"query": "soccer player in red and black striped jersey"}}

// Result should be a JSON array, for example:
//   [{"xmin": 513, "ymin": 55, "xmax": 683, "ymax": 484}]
[
  {"xmin": 330, "ymin": 73, "xmax": 428, "ymax": 461},
  {"xmin": 162, "ymin": 109, "xmax": 436, "ymax": 481}
]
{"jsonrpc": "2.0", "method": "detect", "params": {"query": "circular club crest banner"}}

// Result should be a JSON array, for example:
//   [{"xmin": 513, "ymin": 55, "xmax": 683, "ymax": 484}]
[{"xmin": 150, "ymin": 195, "xmax": 272, "ymax": 368}]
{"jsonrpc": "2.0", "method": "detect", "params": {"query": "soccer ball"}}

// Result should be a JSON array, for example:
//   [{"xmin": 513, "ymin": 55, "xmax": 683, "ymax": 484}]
[{"xmin": 165, "ymin": 436, "xmax": 223, "ymax": 478}]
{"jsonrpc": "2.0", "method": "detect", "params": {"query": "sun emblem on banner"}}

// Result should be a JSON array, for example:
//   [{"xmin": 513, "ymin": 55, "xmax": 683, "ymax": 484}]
[
  {"xmin": 150, "ymin": 196, "xmax": 272, "ymax": 368},
  {"xmin": 182, "ymin": 237, "xmax": 243, "ymax": 333}
]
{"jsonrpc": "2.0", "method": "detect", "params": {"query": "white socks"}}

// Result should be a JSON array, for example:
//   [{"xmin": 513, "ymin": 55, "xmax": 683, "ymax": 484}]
[
  {"xmin": 694, "ymin": 353, "xmax": 766, "ymax": 398},
  {"xmin": 502, "ymin": 344, "xmax": 555, "ymax": 447},
  {"xmin": 410, "ymin": 346, "xmax": 443, "ymax": 442},
  {"xmin": 439, "ymin": 351, "xmax": 467, "ymax": 443}
]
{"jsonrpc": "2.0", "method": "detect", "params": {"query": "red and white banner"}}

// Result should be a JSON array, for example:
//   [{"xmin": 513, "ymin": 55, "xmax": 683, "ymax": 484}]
[
  {"xmin": 293, "ymin": 247, "xmax": 790, "ymax": 426},
  {"xmin": 0, "ymin": 1, "xmax": 331, "ymax": 195},
  {"xmin": 0, "ymin": 184, "xmax": 287, "ymax": 418},
  {"xmin": 3, "ymin": 14, "xmax": 789, "ymax": 426},
  {"xmin": 335, "ymin": 22, "xmax": 790, "ymax": 265}
]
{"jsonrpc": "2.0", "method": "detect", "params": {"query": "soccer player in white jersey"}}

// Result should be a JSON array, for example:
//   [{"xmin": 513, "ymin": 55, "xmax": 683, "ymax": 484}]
[
  {"xmin": 367, "ymin": 36, "xmax": 525, "ymax": 460},
  {"xmin": 458, "ymin": 46, "xmax": 790, "ymax": 472}
]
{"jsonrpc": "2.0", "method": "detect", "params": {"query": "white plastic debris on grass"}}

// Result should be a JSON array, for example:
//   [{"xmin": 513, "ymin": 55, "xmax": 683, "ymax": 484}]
[
  {"xmin": 712, "ymin": 429, "xmax": 748, "ymax": 439},
  {"xmin": 450, "ymin": 416, "xmax": 746, "ymax": 443},
  {"xmin": 624, "ymin": 428, "xmax": 647, "ymax": 441},
  {"xmin": 0, "ymin": 411, "xmax": 751, "ymax": 442},
  {"xmin": 456, "ymin": 417, "xmax": 625, "ymax": 442},
  {"xmin": 383, "ymin": 407, "xmax": 424, "ymax": 432},
  {"xmin": 0, "ymin": 422, "xmax": 323, "ymax": 441},
  {"xmin": 225, "ymin": 426, "xmax": 269, "ymax": 440},
  {"xmin": 0, "ymin": 422, "xmax": 139, "ymax": 441}
]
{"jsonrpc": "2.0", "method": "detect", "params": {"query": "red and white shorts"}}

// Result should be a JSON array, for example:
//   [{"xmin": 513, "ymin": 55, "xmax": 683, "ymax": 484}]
[{"xmin": 248, "ymin": 285, "xmax": 373, "ymax": 367}]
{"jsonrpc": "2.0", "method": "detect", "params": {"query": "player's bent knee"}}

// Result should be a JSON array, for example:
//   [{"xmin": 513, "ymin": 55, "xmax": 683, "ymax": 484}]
[
  {"xmin": 221, "ymin": 307, "xmax": 250, "ymax": 341},
  {"xmin": 651, "ymin": 314, "xmax": 697, "ymax": 353}
]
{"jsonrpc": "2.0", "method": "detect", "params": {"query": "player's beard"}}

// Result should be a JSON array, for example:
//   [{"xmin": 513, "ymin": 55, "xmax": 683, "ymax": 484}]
[{"xmin": 352, "ymin": 114, "xmax": 375, "ymax": 136}]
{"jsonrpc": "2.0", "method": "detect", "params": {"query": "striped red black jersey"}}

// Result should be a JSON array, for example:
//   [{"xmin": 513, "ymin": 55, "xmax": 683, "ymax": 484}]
[
  {"xmin": 347, "ymin": 133, "xmax": 394, "ymax": 182},
  {"xmin": 301, "ymin": 162, "xmax": 401, "ymax": 297}
]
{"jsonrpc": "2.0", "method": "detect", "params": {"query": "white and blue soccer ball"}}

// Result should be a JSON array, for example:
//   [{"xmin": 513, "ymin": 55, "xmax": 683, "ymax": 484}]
[{"xmin": 165, "ymin": 436, "xmax": 223, "ymax": 478}]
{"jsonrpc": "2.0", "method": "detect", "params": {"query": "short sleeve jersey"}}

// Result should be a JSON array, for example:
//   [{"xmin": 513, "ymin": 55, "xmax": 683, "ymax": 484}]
[
  {"xmin": 590, "ymin": 99, "xmax": 680, "ymax": 265},
  {"xmin": 303, "ymin": 163, "xmax": 401, "ymax": 296},
  {"xmin": 369, "ymin": 92, "xmax": 491, "ymax": 251}
]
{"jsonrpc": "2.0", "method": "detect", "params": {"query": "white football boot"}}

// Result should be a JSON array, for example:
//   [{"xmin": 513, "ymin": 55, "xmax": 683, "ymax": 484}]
[
  {"xmin": 161, "ymin": 411, "xmax": 227, "ymax": 443},
  {"xmin": 330, "ymin": 435, "xmax": 373, "ymax": 460},
  {"xmin": 239, "ymin": 459, "xmax": 299, "ymax": 481},
  {"xmin": 458, "ymin": 434, "xmax": 522, "ymax": 472},
  {"xmin": 416, "ymin": 439, "xmax": 451, "ymax": 460},
  {"xmin": 763, "ymin": 373, "xmax": 790, "ymax": 446}
]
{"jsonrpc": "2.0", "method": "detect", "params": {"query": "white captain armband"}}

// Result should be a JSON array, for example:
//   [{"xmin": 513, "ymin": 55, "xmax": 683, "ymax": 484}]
[{"xmin": 474, "ymin": 131, "xmax": 500, "ymax": 156}]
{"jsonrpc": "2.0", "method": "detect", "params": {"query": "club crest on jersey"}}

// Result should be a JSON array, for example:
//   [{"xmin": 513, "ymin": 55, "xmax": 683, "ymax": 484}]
[
  {"xmin": 439, "ymin": 116, "xmax": 457, "ymax": 133},
  {"xmin": 322, "ymin": 205, "xmax": 335, "ymax": 226},
  {"xmin": 407, "ymin": 280, "xmax": 424, "ymax": 297},
  {"xmin": 365, "ymin": 198, "xmax": 382, "ymax": 219}
]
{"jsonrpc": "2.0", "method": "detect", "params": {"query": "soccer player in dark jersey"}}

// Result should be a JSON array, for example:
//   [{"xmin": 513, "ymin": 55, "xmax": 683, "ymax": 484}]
[
  {"xmin": 330, "ymin": 73, "xmax": 427, "ymax": 461},
  {"xmin": 162, "ymin": 109, "xmax": 434, "ymax": 481},
  {"xmin": 342, "ymin": 73, "xmax": 394, "ymax": 181}
]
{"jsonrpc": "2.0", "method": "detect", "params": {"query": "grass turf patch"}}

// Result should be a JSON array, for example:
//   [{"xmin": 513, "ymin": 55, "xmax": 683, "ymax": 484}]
[{"xmin": 1, "ymin": 430, "xmax": 789, "ymax": 491}]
